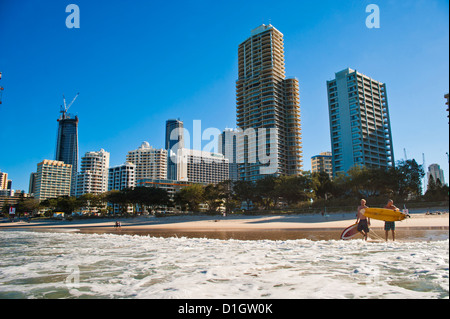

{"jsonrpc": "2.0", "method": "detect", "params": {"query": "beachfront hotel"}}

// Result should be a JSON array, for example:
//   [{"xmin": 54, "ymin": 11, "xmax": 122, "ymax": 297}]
[
  {"xmin": 327, "ymin": 68, "xmax": 395, "ymax": 175},
  {"xmin": 311, "ymin": 152, "xmax": 333, "ymax": 180},
  {"xmin": 176, "ymin": 148, "xmax": 229, "ymax": 185},
  {"xmin": 236, "ymin": 24, "xmax": 303, "ymax": 181},
  {"xmin": 76, "ymin": 149, "xmax": 110, "ymax": 196},
  {"xmin": 126, "ymin": 142, "xmax": 167, "ymax": 180},
  {"xmin": 34, "ymin": 160, "xmax": 72, "ymax": 201}
]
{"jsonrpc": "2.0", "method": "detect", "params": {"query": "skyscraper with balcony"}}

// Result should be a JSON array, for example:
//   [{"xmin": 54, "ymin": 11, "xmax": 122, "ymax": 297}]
[
  {"xmin": 35, "ymin": 160, "xmax": 72, "ymax": 201},
  {"xmin": 0, "ymin": 170, "xmax": 8, "ymax": 190},
  {"xmin": 108, "ymin": 162, "xmax": 135, "ymax": 214},
  {"xmin": 76, "ymin": 149, "xmax": 110, "ymax": 196},
  {"xmin": 311, "ymin": 152, "xmax": 333, "ymax": 179},
  {"xmin": 55, "ymin": 111, "xmax": 79, "ymax": 196},
  {"xmin": 236, "ymin": 24, "xmax": 302, "ymax": 181},
  {"xmin": 127, "ymin": 142, "xmax": 167, "ymax": 181},
  {"xmin": 327, "ymin": 68, "xmax": 394, "ymax": 175}
]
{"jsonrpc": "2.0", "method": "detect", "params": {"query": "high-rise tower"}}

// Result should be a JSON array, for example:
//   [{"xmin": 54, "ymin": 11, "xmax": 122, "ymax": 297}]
[
  {"xmin": 165, "ymin": 119, "xmax": 184, "ymax": 180},
  {"xmin": 55, "ymin": 94, "xmax": 79, "ymax": 196},
  {"xmin": 327, "ymin": 68, "xmax": 394, "ymax": 175},
  {"xmin": 236, "ymin": 24, "xmax": 302, "ymax": 181},
  {"xmin": 76, "ymin": 149, "xmax": 110, "ymax": 196}
]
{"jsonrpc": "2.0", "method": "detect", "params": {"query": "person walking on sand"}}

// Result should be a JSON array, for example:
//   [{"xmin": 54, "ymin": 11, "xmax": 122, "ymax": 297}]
[
  {"xmin": 384, "ymin": 199, "xmax": 399, "ymax": 241},
  {"xmin": 356, "ymin": 199, "xmax": 370, "ymax": 241}
]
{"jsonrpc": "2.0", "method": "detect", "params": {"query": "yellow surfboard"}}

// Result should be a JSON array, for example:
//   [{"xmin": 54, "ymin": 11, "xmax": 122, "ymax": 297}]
[{"xmin": 362, "ymin": 207, "xmax": 408, "ymax": 222}]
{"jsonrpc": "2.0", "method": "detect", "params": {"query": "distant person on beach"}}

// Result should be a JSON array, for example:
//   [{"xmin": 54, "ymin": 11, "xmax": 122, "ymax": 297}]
[
  {"xmin": 114, "ymin": 221, "xmax": 121, "ymax": 230},
  {"xmin": 384, "ymin": 199, "xmax": 399, "ymax": 241},
  {"xmin": 356, "ymin": 199, "xmax": 370, "ymax": 241}
]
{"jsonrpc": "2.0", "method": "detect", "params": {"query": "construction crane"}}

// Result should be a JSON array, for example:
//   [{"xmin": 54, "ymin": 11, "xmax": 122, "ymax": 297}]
[{"xmin": 60, "ymin": 92, "xmax": 79, "ymax": 119}]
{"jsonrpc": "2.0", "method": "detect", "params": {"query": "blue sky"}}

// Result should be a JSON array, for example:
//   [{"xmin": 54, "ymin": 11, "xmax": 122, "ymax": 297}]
[{"xmin": 0, "ymin": 0, "xmax": 449, "ymax": 191}]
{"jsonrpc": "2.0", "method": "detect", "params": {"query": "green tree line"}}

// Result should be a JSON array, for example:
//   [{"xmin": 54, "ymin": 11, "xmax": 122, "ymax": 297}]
[{"xmin": 175, "ymin": 159, "xmax": 448, "ymax": 213}]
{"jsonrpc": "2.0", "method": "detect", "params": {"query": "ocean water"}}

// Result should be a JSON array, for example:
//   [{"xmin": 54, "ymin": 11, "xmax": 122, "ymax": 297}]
[{"xmin": 0, "ymin": 230, "xmax": 448, "ymax": 299}]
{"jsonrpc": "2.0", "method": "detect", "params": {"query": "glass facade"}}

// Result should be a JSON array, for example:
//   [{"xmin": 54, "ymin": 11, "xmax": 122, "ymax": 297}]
[{"xmin": 55, "ymin": 115, "xmax": 79, "ymax": 196}]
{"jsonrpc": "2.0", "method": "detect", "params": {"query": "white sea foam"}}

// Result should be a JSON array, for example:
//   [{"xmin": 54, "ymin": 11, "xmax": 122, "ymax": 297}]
[{"xmin": 0, "ymin": 231, "xmax": 448, "ymax": 299}]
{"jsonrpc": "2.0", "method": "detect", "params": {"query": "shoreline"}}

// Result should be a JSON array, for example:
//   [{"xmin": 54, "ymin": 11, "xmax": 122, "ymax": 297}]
[{"xmin": 1, "ymin": 211, "xmax": 448, "ymax": 241}]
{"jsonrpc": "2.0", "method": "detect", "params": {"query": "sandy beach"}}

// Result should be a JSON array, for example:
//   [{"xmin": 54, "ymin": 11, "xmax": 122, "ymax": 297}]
[{"xmin": 1, "ymin": 210, "xmax": 448, "ymax": 241}]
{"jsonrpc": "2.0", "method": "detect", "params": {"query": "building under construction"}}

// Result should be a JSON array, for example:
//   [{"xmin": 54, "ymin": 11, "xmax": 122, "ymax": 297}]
[{"xmin": 55, "ymin": 94, "xmax": 79, "ymax": 196}]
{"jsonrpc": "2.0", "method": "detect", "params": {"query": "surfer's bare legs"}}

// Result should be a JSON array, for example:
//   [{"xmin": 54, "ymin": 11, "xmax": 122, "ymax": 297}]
[
  {"xmin": 360, "ymin": 231, "xmax": 368, "ymax": 241},
  {"xmin": 385, "ymin": 230, "xmax": 395, "ymax": 241}
]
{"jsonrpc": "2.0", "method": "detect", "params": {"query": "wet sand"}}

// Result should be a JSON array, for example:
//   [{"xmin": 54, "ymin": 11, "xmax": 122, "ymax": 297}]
[
  {"xmin": 78, "ymin": 227, "xmax": 449, "ymax": 241},
  {"xmin": 1, "ymin": 211, "xmax": 448, "ymax": 241}
]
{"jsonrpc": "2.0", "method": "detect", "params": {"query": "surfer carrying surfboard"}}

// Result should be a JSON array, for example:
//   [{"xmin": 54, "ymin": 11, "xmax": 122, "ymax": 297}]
[
  {"xmin": 356, "ymin": 199, "xmax": 370, "ymax": 241},
  {"xmin": 384, "ymin": 199, "xmax": 399, "ymax": 241}
]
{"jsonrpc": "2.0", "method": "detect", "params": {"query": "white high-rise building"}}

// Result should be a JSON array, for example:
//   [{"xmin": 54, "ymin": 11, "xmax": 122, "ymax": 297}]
[
  {"xmin": 76, "ymin": 149, "xmax": 110, "ymax": 196},
  {"xmin": 108, "ymin": 162, "xmax": 135, "ymax": 214},
  {"xmin": 108, "ymin": 162, "xmax": 135, "ymax": 191},
  {"xmin": 35, "ymin": 160, "xmax": 72, "ymax": 201},
  {"xmin": 177, "ymin": 148, "xmax": 229, "ymax": 185},
  {"xmin": 126, "ymin": 142, "xmax": 167, "ymax": 181},
  {"xmin": 327, "ymin": 68, "xmax": 394, "ymax": 175},
  {"xmin": 427, "ymin": 163, "xmax": 446, "ymax": 187},
  {"xmin": 311, "ymin": 152, "xmax": 333, "ymax": 179},
  {"xmin": 0, "ymin": 170, "xmax": 8, "ymax": 190}
]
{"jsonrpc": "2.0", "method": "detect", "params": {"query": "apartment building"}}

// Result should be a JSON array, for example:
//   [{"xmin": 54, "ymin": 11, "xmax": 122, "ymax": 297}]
[
  {"xmin": 327, "ymin": 68, "xmax": 394, "ymax": 175},
  {"xmin": 177, "ymin": 148, "xmax": 229, "ymax": 185},
  {"xmin": 126, "ymin": 142, "xmax": 167, "ymax": 181},
  {"xmin": 76, "ymin": 149, "xmax": 110, "ymax": 196},
  {"xmin": 427, "ymin": 163, "xmax": 446, "ymax": 187},
  {"xmin": 108, "ymin": 162, "xmax": 135, "ymax": 191},
  {"xmin": 311, "ymin": 152, "xmax": 333, "ymax": 179},
  {"xmin": 236, "ymin": 24, "xmax": 303, "ymax": 181},
  {"xmin": 0, "ymin": 170, "xmax": 8, "ymax": 190},
  {"xmin": 35, "ymin": 160, "xmax": 72, "ymax": 200},
  {"xmin": 108, "ymin": 162, "xmax": 135, "ymax": 214}
]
